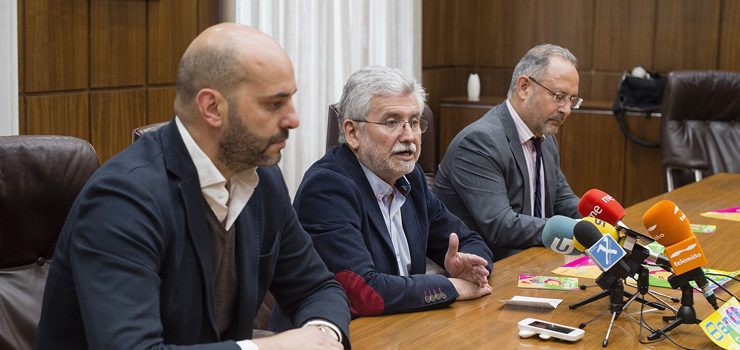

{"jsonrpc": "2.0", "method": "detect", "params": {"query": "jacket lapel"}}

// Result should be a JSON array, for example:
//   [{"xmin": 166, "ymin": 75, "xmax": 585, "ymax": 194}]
[
  {"xmin": 497, "ymin": 105, "xmax": 532, "ymax": 215},
  {"xmin": 160, "ymin": 119, "xmax": 220, "ymax": 337},
  {"xmin": 335, "ymin": 145, "xmax": 397, "ymax": 263}
]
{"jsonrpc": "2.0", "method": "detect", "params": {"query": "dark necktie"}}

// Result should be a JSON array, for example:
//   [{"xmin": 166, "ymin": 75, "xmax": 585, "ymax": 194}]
[{"xmin": 531, "ymin": 137, "xmax": 543, "ymax": 218}]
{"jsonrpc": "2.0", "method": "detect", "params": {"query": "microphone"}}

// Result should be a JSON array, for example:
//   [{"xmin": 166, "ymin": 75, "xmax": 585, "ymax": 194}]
[
  {"xmin": 542, "ymin": 215, "xmax": 581, "ymax": 255},
  {"xmin": 578, "ymin": 189, "xmax": 627, "ymax": 228},
  {"xmin": 573, "ymin": 220, "xmax": 632, "ymax": 289},
  {"xmin": 582, "ymin": 216, "xmax": 672, "ymax": 272},
  {"xmin": 579, "ymin": 189, "xmax": 670, "ymax": 270},
  {"xmin": 643, "ymin": 200, "xmax": 718, "ymax": 309}
]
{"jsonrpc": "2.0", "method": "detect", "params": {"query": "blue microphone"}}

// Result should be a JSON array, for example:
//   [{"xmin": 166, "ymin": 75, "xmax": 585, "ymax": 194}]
[{"xmin": 542, "ymin": 215, "xmax": 581, "ymax": 255}]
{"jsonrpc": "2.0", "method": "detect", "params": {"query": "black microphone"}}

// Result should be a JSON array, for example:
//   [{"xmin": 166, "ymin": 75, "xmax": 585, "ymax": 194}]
[{"xmin": 573, "ymin": 221, "xmax": 636, "ymax": 290}]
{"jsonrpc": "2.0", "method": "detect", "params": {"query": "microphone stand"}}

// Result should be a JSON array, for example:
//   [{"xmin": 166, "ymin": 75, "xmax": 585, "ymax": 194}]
[
  {"xmin": 569, "ymin": 247, "xmax": 666, "ymax": 347},
  {"xmin": 647, "ymin": 267, "xmax": 717, "ymax": 340}
]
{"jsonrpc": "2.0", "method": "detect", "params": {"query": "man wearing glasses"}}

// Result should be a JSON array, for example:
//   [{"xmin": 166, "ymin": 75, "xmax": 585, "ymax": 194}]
[
  {"xmin": 292, "ymin": 66, "xmax": 494, "ymax": 317},
  {"xmin": 433, "ymin": 44, "xmax": 582, "ymax": 262}
]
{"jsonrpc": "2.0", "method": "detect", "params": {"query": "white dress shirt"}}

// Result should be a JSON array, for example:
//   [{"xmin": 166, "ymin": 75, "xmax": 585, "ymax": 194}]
[
  {"xmin": 506, "ymin": 100, "xmax": 546, "ymax": 217},
  {"xmin": 360, "ymin": 163, "xmax": 412, "ymax": 276}
]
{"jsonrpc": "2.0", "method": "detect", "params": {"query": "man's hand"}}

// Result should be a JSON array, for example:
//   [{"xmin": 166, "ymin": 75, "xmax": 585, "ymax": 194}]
[
  {"xmin": 252, "ymin": 327, "xmax": 343, "ymax": 350},
  {"xmin": 448, "ymin": 277, "xmax": 492, "ymax": 300},
  {"xmin": 444, "ymin": 232, "xmax": 490, "ymax": 287}
]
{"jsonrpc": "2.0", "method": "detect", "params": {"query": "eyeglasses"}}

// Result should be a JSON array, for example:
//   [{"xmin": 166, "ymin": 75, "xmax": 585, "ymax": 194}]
[
  {"xmin": 527, "ymin": 76, "xmax": 583, "ymax": 109},
  {"xmin": 351, "ymin": 117, "xmax": 429, "ymax": 134}
]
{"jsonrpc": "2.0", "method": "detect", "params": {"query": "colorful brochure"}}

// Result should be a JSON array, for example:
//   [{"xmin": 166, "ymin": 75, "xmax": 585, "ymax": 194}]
[
  {"xmin": 700, "ymin": 297, "xmax": 740, "ymax": 349},
  {"xmin": 518, "ymin": 274, "xmax": 579, "ymax": 291},
  {"xmin": 700, "ymin": 206, "xmax": 740, "ymax": 222}
]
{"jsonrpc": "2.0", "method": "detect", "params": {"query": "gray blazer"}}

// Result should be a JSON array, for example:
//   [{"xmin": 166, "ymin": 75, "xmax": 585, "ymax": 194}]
[{"xmin": 433, "ymin": 102, "xmax": 580, "ymax": 260}]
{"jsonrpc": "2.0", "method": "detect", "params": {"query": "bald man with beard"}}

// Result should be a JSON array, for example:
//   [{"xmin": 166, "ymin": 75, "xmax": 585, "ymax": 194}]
[{"xmin": 35, "ymin": 23, "xmax": 349, "ymax": 350}]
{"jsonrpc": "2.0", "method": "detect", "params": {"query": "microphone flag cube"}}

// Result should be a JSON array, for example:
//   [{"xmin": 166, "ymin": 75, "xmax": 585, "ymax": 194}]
[
  {"xmin": 586, "ymin": 234, "xmax": 627, "ymax": 272},
  {"xmin": 665, "ymin": 236, "xmax": 708, "ymax": 275}
]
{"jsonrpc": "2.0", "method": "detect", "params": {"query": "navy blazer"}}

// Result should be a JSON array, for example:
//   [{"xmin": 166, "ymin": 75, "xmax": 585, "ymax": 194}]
[
  {"xmin": 36, "ymin": 119, "xmax": 350, "ymax": 349},
  {"xmin": 434, "ymin": 102, "xmax": 581, "ymax": 260},
  {"xmin": 293, "ymin": 145, "xmax": 493, "ymax": 317}
]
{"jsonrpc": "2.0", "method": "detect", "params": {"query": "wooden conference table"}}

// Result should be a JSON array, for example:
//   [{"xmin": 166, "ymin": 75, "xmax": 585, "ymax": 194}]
[{"xmin": 349, "ymin": 173, "xmax": 740, "ymax": 349}]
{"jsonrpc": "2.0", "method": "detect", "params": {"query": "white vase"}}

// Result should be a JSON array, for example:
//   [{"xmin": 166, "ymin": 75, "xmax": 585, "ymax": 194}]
[{"xmin": 467, "ymin": 73, "xmax": 480, "ymax": 101}]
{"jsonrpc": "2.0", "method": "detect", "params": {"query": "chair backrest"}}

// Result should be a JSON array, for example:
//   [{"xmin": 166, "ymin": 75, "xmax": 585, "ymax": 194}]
[
  {"xmin": 0, "ymin": 135, "xmax": 99, "ymax": 350},
  {"xmin": 661, "ymin": 71, "xmax": 740, "ymax": 182},
  {"xmin": 325, "ymin": 103, "xmax": 438, "ymax": 183},
  {"xmin": 132, "ymin": 121, "xmax": 168, "ymax": 143}
]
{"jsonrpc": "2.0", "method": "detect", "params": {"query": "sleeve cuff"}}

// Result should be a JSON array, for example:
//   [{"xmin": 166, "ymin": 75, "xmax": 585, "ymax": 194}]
[
  {"xmin": 236, "ymin": 339, "xmax": 259, "ymax": 350},
  {"xmin": 303, "ymin": 319, "xmax": 343, "ymax": 343}
]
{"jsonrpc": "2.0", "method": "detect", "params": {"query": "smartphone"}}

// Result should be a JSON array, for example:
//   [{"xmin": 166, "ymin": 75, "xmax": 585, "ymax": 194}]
[{"xmin": 518, "ymin": 318, "xmax": 585, "ymax": 342}]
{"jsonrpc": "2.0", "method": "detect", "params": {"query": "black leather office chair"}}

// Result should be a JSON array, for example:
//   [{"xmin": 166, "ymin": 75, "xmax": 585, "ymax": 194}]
[
  {"xmin": 326, "ymin": 103, "xmax": 438, "ymax": 187},
  {"xmin": 661, "ymin": 71, "xmax": 740, "ymax": 191},
  {"xmin": 0, "ymin": 135, "xmax": 99, "ymax": 350}
]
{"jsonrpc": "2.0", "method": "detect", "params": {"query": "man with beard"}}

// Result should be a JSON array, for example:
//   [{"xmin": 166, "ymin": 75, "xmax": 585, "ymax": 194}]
[
  {"xmin": 35, "ymin": 23, "xmax": 349, "ymax": 350},
  {"xmin": 433, "ymin": 44, "xmax": 582, "ymax": 262},
  {"xmin": 292, "ymin": 66, "xmax": 493, "ymax": 317}
]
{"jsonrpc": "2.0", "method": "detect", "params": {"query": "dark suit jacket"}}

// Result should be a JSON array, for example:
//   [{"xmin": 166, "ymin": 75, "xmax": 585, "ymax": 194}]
[
  {"xmin": 433, "ymin": 102, "xmax": 581, "ymax": 260},
  {"xmin": 293, "ymin": 145, "xmax": 493, "ymax": 317},
  {"xmin": 35, "ymin": 119, "xmax": 350, "ymax": 349}
]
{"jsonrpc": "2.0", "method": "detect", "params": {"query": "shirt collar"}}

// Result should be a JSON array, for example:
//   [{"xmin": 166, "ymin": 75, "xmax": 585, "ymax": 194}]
[
  {"xmin": 359, "ymin": 162, "xmax": 412, "ymax": 200},
  {"xmin": 175, "ymin": 116, "xmax": 259, "ymax": 229},
  {"xmin": 506, "ymin": 99, "xmax": 537, "ymax": 145}
]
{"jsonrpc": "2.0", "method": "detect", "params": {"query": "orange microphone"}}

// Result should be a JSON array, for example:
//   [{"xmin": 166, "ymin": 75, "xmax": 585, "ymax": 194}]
[{"xmin": 643, "ymin": 200, "xmax": 718, "ymax": 309}]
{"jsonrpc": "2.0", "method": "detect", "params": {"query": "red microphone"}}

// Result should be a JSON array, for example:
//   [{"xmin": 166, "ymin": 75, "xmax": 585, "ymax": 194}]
[{"xmin": 578, "ymin": 189, "xmax": 626, "ymax": 228}]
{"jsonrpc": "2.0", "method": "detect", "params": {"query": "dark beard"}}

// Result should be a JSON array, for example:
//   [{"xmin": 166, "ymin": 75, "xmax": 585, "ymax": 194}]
[{"xmin": 218, "ymin": 108, "xmax": 288, "ymax": 172}]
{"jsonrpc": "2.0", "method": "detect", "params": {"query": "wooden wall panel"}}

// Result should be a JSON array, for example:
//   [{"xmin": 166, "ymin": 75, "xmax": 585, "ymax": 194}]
[
  {"xmin": 622, "ymin": 115, "xmax": 663, "ymax": 206},
  {"xmin": 586, "ymin": 71, "xmax": 623, "ymax": 102},
  {"xmin": 147, "ymin": 87, "xmax": 177, "ymax": 124},
  {"xmin": 422, "ymin": 0, "xmax": 478, "ymax": 67},
  {"xmin": 91, "ymin": 90, "xmax": 146, "ymax": 162},
  {"xmin": 19, "ymin": 98, "xmax": 25, "ymax": 135},
  {"xmin": 654, "ymin": 0, "xmax": 721, "ymax": 71},
  {"xmin": 24, "ymin": 0, "xmax": 88, "ymax": 92},
  {"xmin": 199, "ymin": 0, "xmax": 222, "ymax": 32},
  {"xmin": 148, "ymin": 0, "xmax": 198, "ymax": 84},
  {"xmin": 719, "ymin": 0, "xmax": 740, "ymax": 71},
  {"xmin": 91, "ymin": 0, "xmax": 146, "ymax": 88},
  {"xmin": 422, "ymin": 67, "xmax": 468, "ymax": 119},
  {"xmin": 476, "ymin": 0, "xmax": 594, "ymax": 69},
  {"xmin": 559, "ymin": 112, "xmax": 625, "ymax": 199},
  {"xmin": 25, "ymin": 93, "xmax": 89, "ymax": 139},
  {"xmin": 593, "ymin": 0, "xmax": 656, "ymax": 71}
]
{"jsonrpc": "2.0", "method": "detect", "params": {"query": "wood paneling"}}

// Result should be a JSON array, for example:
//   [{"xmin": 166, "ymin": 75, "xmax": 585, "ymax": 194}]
[
  {"xmin": 147, "ymin": 87, "xmax": 177, "ymax": 124},
  {"xmin": 147, "ymin": 0, "xmax": 198, "ymax": 84},
  {"xmin": 91, "ymin": 90, "xmax": 146, "ymax": 162},
  {"xmin": 623, "ymin": 114, "xmax": 663, "ymax": 206},
  {"xmin": 25, "ymin": 93, "xmax": 89, "ymax": 139},
  {"xmin": 438, "ymin": 103, "xmax": 489, "ymax": 162},
  {"xmin": 587, "ymin": 71, "xmax": 623, "ymax": 102},
  {"xmin": 24, "ymin": 0, "xmax": 88, "ymax": 92},
  {"xmin": 476, "ymin": 0, "xmax": 594, "ymax": 69},
  {"xmin": 654, "ymin": 0, "xmax": 721, "ymax": 71},
  {"xmin": 719, "ymin": 0, "xmax": 740, "ymax": 71},
  {"xmin": 593, "ymin": 0, "xmax": 656, "ymax": 71},
  {"xmin": 19, "ymin": 98, "xmax": 25, "ymax": 134},
  {"xmin": 91, "ymin": 0, "xmax": 146, "ymax": 88},
  {"xmin": 559, "ymin": 112, "xmax": 625, "ymax": 199},
  {"xmin": 422, "ymin": 0, "xmax": 478, "ymax": 67},
  {"xmin": 422, "ymin": 67, "xmax": 469, "ymax": 119},
  {"xmin": 199, "ymin": 0, "xmax": 221, "ymax": 32}
]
